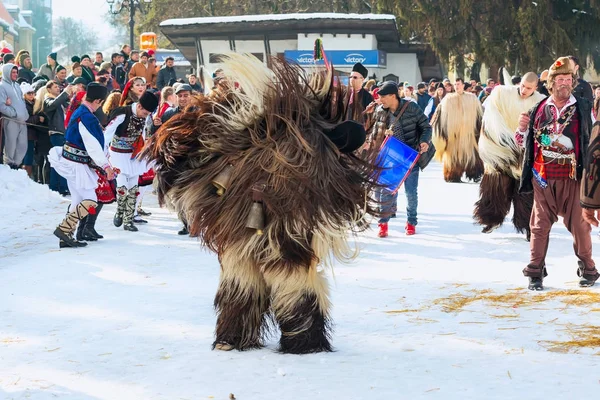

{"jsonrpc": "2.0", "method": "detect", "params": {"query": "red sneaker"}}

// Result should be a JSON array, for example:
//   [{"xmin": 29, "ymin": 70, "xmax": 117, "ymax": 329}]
[
  {"xmin": 378, "ymin": 223, "xmax": 388, "ymax": 238},
  {"xmin": 405, "ymin": 223, "xmax": 416, "ymax": 236}
]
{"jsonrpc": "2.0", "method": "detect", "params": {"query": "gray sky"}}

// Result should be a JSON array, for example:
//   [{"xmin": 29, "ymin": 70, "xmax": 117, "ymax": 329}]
[{"xmin": 52, "ymin": 0, "xmax": 124, "ymax": 49}]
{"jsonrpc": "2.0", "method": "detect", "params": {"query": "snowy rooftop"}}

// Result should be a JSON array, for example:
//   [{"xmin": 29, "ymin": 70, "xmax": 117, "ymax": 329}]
[
  {"xmin": 160, "ymin": 13, "xmax": 397, "ymax": 27},
  {"xmin": 160, "ymin": 13, "xmax": 402, "ymax": 64}
]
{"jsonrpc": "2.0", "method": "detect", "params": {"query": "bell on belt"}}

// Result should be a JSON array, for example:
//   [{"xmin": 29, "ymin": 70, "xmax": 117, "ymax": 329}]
[
  {"xmin": 212, "ymin": 165, "xmax": 233, "ymax": 196},
  {"xmin": 245, "ymin": 183, "xmax": 266, "ymax": 236},
  {"xmin": 246, "ymin": 203, "xmax": 265, "ymax": 236}
]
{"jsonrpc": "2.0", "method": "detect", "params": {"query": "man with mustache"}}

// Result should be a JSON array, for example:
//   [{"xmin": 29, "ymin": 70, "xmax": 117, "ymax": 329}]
[{"xmin": 516, "ymin": 57, "xmax": 599, "ymax": 290}]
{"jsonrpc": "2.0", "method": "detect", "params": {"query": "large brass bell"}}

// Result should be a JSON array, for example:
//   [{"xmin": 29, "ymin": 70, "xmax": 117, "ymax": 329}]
[
  {"xmin": 212, "ymin": 165, "xmax": 233, "ymax": 196},
  {"xmin": 246, "ymin": 184, "xmax": 266, "ymax": 236}
]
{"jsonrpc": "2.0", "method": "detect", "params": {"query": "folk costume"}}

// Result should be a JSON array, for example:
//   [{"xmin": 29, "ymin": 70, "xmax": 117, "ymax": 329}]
[
  {"xmin": 431, "ymin": 91, "xmax": 484, "ymax": 182},
  {"xmin": 346, "ymin": 62, "xmax": 373, "ymax": 124},
  {"xmin": 48, "ymin": 83, "xmax": 110, "ymax": 248},
  {"xmin": 142, "ymin": 55, "xmax": 380, "ymax": 354},
  {"xmin": 517, "ymin": 57, "xmax": 600, "ymax": 290},
  {"xmin": 106, "ymin": 91, "xmax": 159, "ymax": 232},
  {"xmin": 474, "ymin": 85, "xmax": 545, "ymax": 238}
]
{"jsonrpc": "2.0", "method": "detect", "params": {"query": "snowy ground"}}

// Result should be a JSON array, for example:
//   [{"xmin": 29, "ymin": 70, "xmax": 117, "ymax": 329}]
[{"xmin": 1, "ymin": 163, "xmax": 599, "ymax": 400}]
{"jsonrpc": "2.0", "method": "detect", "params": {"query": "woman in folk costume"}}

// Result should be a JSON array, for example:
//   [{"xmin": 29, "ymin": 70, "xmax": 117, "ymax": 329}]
[
  {"xmin": 142, "ymin": 54, "xmax": 380, "ymax": 353},
  {"xmin": 120, "ymin": 76, "xmax": 155, "ymax": 222},
  {"xmin": 431, "ymin": 78, "xmax": 484, "ymax": 182},
  {"xmin": 119, "ymin": 77, "xmax": 146, "ymax": 106},
  {"xmin": 48, "ymin": 83, "xmax": 113, "ymax": 248},
  {"xmin": 474, "ymin": 72, "xmax": 546, "ymax": 238},
  {"xmin": 105, "ymin": 91, "xmax": 159, "ymax": 232}
]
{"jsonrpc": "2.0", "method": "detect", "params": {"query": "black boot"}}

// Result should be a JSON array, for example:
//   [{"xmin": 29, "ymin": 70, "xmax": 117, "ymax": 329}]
[
  {"xmin": 54, "ymin": 200, "xmax": 98, "ymax": 249},
  {"xmin": 523, "ymin": 264, "xmax": 547, "ymax": 291},
  {"xmin": 76, "ymin": 215, "xmax": 89, "ymax": 241},
  {"xmin": 577, "ymin": 261, "xmax": 600, "ymax": 288},
  {"xmin": 85, "ymin": 203, "xmax": 104, "ymax": 239},
  {"xmin": 178, "ymin": 225, "xmax": 189, "ymax": 235},
  {"xmin": 528, "ymin": 277, "xmax": 544, "ymax": 291}
]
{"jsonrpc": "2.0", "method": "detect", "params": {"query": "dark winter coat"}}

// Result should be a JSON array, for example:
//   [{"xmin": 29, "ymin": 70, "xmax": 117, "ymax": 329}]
[
  {"xmin": 43, "ymin": 91, "xmax": 70, "ymax": 134},
  {"xmin": 519, "ymin": 96, "xmax": 592, "ymax": 193},
  {"xmin": 370, "ymin": 99, "xmax": 434, "ymax": 169},
  {"xmin": 24, "ymin": 100, "xmax": 42, "ymax": 141},
  {"xmin": 574, "ymin": 78, "xmax": 593, "ymax": 104},
  {"xmin": 111, "ymin": 63, "xmax": 127, "ymax": 90},
  {"xmin": 417, "ymin": 92, "xmax": 431, "ymax": 111},
  {"xmin": 156, "ymin": 66, "xmax": 177, "ymax": 90},
  {"xmin": 18, "ymin": 66, "xmax": 36, "ymax": 84}
]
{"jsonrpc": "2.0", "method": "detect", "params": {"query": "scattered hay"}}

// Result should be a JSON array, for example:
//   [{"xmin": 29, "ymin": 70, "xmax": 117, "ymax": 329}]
[
  {"xmin": 543, "ymin": 324, "xmax": 600, "ymax": 353},
  {"xmin": 433, "ymin": 289, "xmax": 600, "ymax": 313},
  {"xmin": 385, "ymin": 309, "xmax": 422, "ymax": 314}
]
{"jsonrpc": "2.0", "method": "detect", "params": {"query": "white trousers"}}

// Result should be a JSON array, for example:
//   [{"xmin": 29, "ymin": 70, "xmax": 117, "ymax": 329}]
[
  {"xmin": 116, "ymin": 174, "xmax": 139, "ymax": 190},
  {"xmin": 135, "ymin": 185, "xmax": 150, "ymax": 214},
  {"xmin": 67, "ymin": 179, "xmax": 97, "ymax": 212}
]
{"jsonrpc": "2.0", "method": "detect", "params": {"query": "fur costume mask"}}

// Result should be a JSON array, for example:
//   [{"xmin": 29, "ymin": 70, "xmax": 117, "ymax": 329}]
[{"xmin": 142, "ymin": 54, "xmax": 381, "ymax": 354}]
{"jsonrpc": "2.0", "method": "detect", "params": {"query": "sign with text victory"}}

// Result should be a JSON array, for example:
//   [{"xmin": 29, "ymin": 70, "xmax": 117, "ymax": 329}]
[{"xmin": 284, "ymin": 50, "xmax": 387, "ymax": 67}]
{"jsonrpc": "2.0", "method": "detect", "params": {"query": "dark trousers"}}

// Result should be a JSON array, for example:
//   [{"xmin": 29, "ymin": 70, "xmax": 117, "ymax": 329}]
[
  {"xmin": 377, "ymin": 167, "xmax": 420, "ymax": 225},
  {"xmin": 49, "ymin": 134, "xmax": 68, "ymax": 194}
]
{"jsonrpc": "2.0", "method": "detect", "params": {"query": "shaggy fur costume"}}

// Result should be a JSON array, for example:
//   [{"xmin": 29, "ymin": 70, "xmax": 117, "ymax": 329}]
[
  {"xmin": 474, "ymin": 85, "xmax": 546, "ymax": 236},
  {"xmin": 431, "ymin": 92, "xmax": 484, "ymax": 182},
  {"xmin": 142, "ymin": 54, "xmax": 381, "ymax": 354}
]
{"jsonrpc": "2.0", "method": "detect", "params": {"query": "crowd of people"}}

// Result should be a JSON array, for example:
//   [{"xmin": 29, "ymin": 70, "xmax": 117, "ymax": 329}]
[
  {"xmin": 1, "ymin": 42, "xmax": 600, "ymax": 292},
  {"xmin": 0, "ymin": 43, "xmax": 206, "ymax": 186},
  {"xmin": 346, "ymin": 56, "xmax": 600, "ymax": 291}
]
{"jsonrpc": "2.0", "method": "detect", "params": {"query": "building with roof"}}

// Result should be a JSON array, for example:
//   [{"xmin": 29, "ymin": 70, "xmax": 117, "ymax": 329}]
[
  {"xmin": 0, "ymin": 0, "xmax": 44, "ymax": 53},
  {"xmin": 159, "ymin": 13, "xmax": 443, "ymax": 85}
]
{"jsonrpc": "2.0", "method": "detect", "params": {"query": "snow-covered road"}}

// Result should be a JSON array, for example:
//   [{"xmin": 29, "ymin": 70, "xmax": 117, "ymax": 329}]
[{"xmin": 1, "ymin": 163, "xmax": 598, "ymax": 400}]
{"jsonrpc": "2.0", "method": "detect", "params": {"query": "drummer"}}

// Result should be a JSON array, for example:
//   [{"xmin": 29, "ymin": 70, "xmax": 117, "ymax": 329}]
[{"xmin": 368, "ymin": 81, "xmax": 433, "ymax": 237}]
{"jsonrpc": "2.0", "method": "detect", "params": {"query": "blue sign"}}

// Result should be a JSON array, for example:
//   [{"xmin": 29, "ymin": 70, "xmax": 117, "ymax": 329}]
[{"xmin": 284, "ymin": 50, "xmax": 386, "ymax": 67}]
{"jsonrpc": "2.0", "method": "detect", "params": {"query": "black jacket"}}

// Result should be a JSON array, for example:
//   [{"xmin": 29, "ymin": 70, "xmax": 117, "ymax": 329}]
[
  {"xmin": 43, "ymin": 91, "xmax": 70, "ymax": 134},
  {"xmin": 156, "ymin": 66, "xmax": 177, "ymax": 90},
  {"xmin": 574, "ymin": 78, "xmax": 593, "ymax": 104},
  {"xmin": 18, "ymin": 67, "xmax": 36, "ymax": 84},
  {"xmin": 150, "ymin": 106, "xmax": 182, "ymax": 136},
  {"xmin": 519, "ymin": 96, "xmax": 592, "ymax": 193}
]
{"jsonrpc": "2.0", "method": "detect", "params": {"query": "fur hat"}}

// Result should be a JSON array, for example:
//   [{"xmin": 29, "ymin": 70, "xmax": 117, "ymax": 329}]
[
  {"xmin": 352, "ymin": 62, "xmax": 368, "ymax": 79},
  {"xmin": 71, "ymin": 56, "xmax": 81, "ymax": 64},
  {"xmin": 86, "ymin": 82, "xmax": 108, "ymax": 102},
  {"xmin": 548, "ymin": 57, "xmax": 574, "ymax": 79},
  {"xmin": 139, "ymin": 90, "xmax": 159, "ymax": 112}
]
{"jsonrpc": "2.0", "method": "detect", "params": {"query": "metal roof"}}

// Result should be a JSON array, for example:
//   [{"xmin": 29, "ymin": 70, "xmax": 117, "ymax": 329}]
[{"xmin": 159, "ymin": 13, "xmax": 403, "ymax": 64}]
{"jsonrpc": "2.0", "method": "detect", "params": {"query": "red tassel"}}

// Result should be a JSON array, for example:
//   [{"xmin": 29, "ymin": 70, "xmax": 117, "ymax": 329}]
[{"xmin": 88, "ymin": 206, "xmax": 97, "ymax": 215}]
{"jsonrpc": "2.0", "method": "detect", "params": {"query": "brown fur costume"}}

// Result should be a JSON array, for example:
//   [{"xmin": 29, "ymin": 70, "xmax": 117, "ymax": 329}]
[
  {"xmin": 474, "ymin": 85, "xmax": 545, "ymax": 237},
  {"xmin": 431, "ymin": 92, "xmax": 484, "ymax": 182},
  {"xmin": 142, "ymin": 55, "xmax": 381, "ymax": 354}
]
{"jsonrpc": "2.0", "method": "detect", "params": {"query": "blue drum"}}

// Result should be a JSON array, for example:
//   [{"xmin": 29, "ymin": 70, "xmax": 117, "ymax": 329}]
[{"xmin": 375, "ymin": 136, "xmax": 420, "ymax": 193}]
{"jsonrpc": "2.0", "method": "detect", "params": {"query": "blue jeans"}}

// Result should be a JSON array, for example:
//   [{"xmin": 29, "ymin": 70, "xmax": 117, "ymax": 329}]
[
  {"xmin": 49, "ymin": 134, "xmax": 68, "ymax": 194},
  {"xmin": 378, "ymin": 167, "xmax": 419, "ymax": 225}
]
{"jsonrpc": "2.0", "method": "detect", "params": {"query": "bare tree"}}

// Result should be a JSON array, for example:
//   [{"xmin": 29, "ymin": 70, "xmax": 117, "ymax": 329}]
[{"xmin": 53, "ymin": 17, "xmax": 98, "ymax": 63}]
